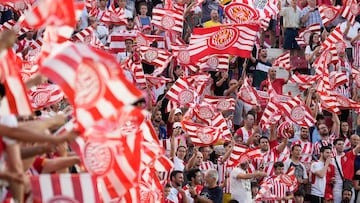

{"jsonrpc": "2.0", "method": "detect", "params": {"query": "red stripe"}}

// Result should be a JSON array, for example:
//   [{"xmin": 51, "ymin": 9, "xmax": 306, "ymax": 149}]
[
  {"xmin": 51, "ymin": 174, "xmax": 62, "ymax": 195},
  {"xmin": 30, "ymin": 176, "xmax": 43, "ymax": 202},
  {"xmin": 71, "ymin": 174, "xmax": 84, "ymax": 202}
]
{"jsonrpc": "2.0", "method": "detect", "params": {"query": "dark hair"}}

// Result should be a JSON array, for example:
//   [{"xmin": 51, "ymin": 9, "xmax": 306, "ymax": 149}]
[
  {"xmin": 291, "ymin": 144, "xmax": 302, "ymax": 151},
  {"xmin": 342, "ymin": 188, "xmax": 353, "ymax": 195},
  {"xmin": 274, "ymin": 161, "xmax": 284, "ymax": 169},
  {"xmin": 170, "ymin": 170, "xmax": 183, "ymax": 181},
  {"xmin": 340, "ymin": 121, "xmax": 351, "ymax": 139},
  {"xmin": 259, "ymin": 136, "xmax": 269, "ymax": 143},
  {"xmin": 187, "ymin": 168, "xmax": 201, "ymax": 181},
  {"xmin": 294, "ymin": 188, "xmax": 306, "ymax": 197},
  {"xmin": 251, "ymin": 181, "xmax": 259, "ymax": 188},
  {"xmin": 223, "ymin": 141, "xmax": 231, "ymax": 148},
  {"xmin": 334, "ymin": 138, "xmax": 345, "ymax": 146},
  {"xmin": 316, "ymin": 114, "xmax": 325, "ymax": 121},
  {"xmin": 0, "ymin": 83, "xmax": 5, "ymax": 98},
  {"xmin": 320, "ymin": 145, "xmax": 332, "ymax": 153},
  {"xmin": 165, "ymin": 183, "xmax": 172, "ymax": 188},
  {"xmin": 309, "ymin": 32, "xmax": 320, "ymax": 51},
  {"xmin": 199, "ymin": 146, "xmax": 209, "ymax": 152},
  {"xmin": 228, "ymin": 200, "xmax": 239, "ymax": 203}
]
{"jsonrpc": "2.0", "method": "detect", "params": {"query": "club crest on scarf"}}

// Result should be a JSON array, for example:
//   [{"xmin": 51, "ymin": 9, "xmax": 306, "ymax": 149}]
[
  {"xmin": 253, "ymin": 0, "xmax": 268, "ymax": 9},
  {"xmin": 206, "ymin": 56, "xmax": 220, "ymax": 69},
  {"xmin": 216, "ymin": 99, "xmax": 231, "ymax": 110},
  {"xmin": 144, "ymin": 49, "xmax": 159, "ymax": 62},
  {"xmin": 290, "ymin": 106, "xmax": 305, "ymax": 121},
  {"xmin": 74, "ymin": 59, "xmax": 105, "ymax": 108},
  {"xmin": 46, "ymin": 195, "xmax": 79, "ymax": 203},
  {"xmin": 225, "ymin": 3, "xmax": 259, "ymax": 23},
  {"xmin": 83, "ymin": 142, "xmax": 114, "ymax": 176},
  {"xmin": 178, "ymin": 50, "xmax": 191, "ymax": 64},
  {"xmin": 208, "ymin": 27, "xmax": 238, "ymax": 50},
  {"xmin": 178, "ymin": 89, "xmax": 195, "ymax": 105},
  {"xmin": 161, "ymin": 15, "xmax": 176, "ymax": 29}
]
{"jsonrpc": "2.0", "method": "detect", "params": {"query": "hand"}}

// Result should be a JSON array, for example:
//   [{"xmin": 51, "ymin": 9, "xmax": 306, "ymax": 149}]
[
  {"xmin": 53, "ymin": 131, "xmax": 79, "ymax": 144},
  {"xmin": 257, "ymin": 171, "xmax": 268, "ymax": 177},
  {"xmin": 51, "ymin": 114, "xmax": 67, "ymax": 127},
  {"xmin": 2, "ymin": 171, "xmax": 24, "ymax": 183},
  {"xmin": 309, "ymin": 7, "xmax": 315, "ymax": 12},
  {"xmin": 188, "ymin": 186, "xmax": 196, "ymax": 196},
  {"xmin": 325, "ymin": 158, "xmax": 331, "ymax": 166}
]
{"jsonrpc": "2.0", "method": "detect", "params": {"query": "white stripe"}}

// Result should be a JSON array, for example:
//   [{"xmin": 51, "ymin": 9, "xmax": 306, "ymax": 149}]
[
  {"xmin": 59, "ymin": 174, "xmax": 75, "ymax": 198},
  {"xmin": 80, "ymin": 174, "xmax": 96, "ymax": 203},
  {"xmin": 40, "ymin": 174, "xmax": 54, "ymax": 201}
]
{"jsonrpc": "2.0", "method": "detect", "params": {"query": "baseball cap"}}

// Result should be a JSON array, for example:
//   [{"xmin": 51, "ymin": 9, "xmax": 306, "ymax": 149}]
[
  {"xmin": 142, "ymin": 25, "xmax": 151, "ymax": 31},
  {"xmin": 173, "ymin": 122, "xmax": 182, "ymax": 129},
  {"xmin": 174, "ymin": 108, "xmax": 182, "ymax": 115}
]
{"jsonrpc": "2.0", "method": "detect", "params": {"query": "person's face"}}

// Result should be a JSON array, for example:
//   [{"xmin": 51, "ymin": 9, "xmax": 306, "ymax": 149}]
[
  {"xmin": 291, "ymin": 0, "xmax": 297, "ymax": 6},
  {"xmin": 142, "ymin": 28, "xmax": 152, "ymax": 34},
  {"xmin": 259, "ymin": 138, "xmax": 269, "ymax": 151},
  {"xmin": 342, "ymin": 190, "xmax": 352, "ymax": 201},
  {"xmin": 194, "ymin": 171, "xmax": 202, "ymax": 185},
  {"xmin": 274, "ymin": 166, "xmax": 284, "ymax": 175},
  {"xmin": 335, "ymin": 141, "xmax": 345, "ymax": 153},
  {"xmin": 350, "ymin": 134, "xmax": 360, "ymax": 146},
  {"xmin": 245, "ymin": 114, "xmax": 255, "ymax": 127},
  {"xmin": 300, "ymin": 128, "xmax": 309, "ymax": 140},
  {"xmin": 173, "ymin": 173, "xmax": 184, "ymax": 187},
  {"xmin": 313, "ymin": 34, "xmax": 320, "ymax": 43},
  {"xmin": 201, "ymin": 147, "xmax": 211, "ymax": 160},
  {"xmin": 321, "ymin": 149, "xmax": 332, "ymax": 160},
  {"xmin": 175, "ymin": 68, "xmax": 184, "ymax": 77},
  {"xmin": 234, "ymin": 135, "xmax": 244, "ymax": 144},
  {"xmin": 204, "ymin": 172, "xmax": 215, "ymax": 185},
  {"xmin": 307, "ymin": 0, "xmax": 316, "ymax": 7},
  {"xmin": 125, "ymin": 40, "xmax": 133, "ymax": 51},
  {"xmin": 154, "ymin": 111, "xmax": 162, "ymax": 122},
  {"xmin": 251, "ymin": 186, "xmax": 259, "ymax": 197},
  {"xmin": 164, "ymin": 187, "xmax": 171, "ymax": 197},
  {"xmin": 140, "ymin": 5, "xmax": 148, "ymax": 14},
  {"xmin": 174, "ymin": 112, "xmax": 182, "ymax": 122},
  {"xmin": 126, "ymin": 20, "xmax": 134, "ymax": 30},
  {"xmin": 117, "ymin": 0, "xmax": 126, "ymax": 8},
  {"xmin": 224, "ymin": 144, "xmax": 232, "ymax": 152},
  {"xmin": 269, "ymin": 68, "xmax": 277, "ymax": 79},
  {"xmin": 210, "ymin": 10, "xmax": 219, "ymax": 21},
  {"xmin": 294, "ymin": 195, "xmax": 304, "ymax": 203},
  {"xmin": 260, "ymin": 49, "xmax": 268, "ymax": 58},
  {"xmin": 248, "ymin": 75, "xmax": 254, "ymax": 84},
  {"xmin": 229, "ymin": 79, "xmax": 238, "ymax": 89},
  {"xmin": 99, "ymin": 0, "xmax": 107, "ymax": 7},
  {"xmin": 292, "ymin": 146, "xmax": 302, "ymax": 158},
  {"xmin": 176, "ymin": 147, "xmax": 187, "ymax": 159},
  {"xmin": 341, "ymin": 122, "xmax": 349, "ymax": 133},
  {"xmin": 165, "ymin": 82, "xmax": 173, "ymax": 92},
  {"xmin": 195, "ymin": 152, "xmax": 203, "ymax": 166},
  {"xmin": 318, "ymin": 123, "xmax": 329, "ymax": 137}
]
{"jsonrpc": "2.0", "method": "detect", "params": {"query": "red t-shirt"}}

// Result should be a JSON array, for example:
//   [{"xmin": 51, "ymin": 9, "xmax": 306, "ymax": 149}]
[
  {"xmin": 340, "ymin": 150, "xmax": 356, "ymax": 180},
  {"xmin": 260, "ymin": 78, "xmax": 286, "ymax": 95}
]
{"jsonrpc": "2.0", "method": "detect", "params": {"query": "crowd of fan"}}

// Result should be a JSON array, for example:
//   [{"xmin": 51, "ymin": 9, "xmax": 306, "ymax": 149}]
[{"xmin": 1, "ymin": 0, "xmax": 360, "ymax": 203}]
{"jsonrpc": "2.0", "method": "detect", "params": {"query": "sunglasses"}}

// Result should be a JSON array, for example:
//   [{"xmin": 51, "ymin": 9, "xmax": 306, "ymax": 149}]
[{"xmin": 173, "ymin": 126, "xmax": 182, "ymax": 129}]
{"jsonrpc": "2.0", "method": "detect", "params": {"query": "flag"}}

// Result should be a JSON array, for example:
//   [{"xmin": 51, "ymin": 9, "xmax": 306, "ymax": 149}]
[
  {"xmin": 319, "ymin": 5, "xmax": 341, "ymax": 26},
  {"xmin": 259, "ymin": 99, "xmax": 282, "ymax": 130},
  {"xmin": 289, "ymin": 72, "xmax": 318, "ymax": 91},
  {"xmin": 166, "ymin": 77, "xmax": 196, "ymax": 107},
  {"xmin": 108, "ymin": 30, "xmax": 136, "ymax": 53},
  {"xmin": 28, "ymin": 84, "xmax": 64, "ymax": 109},
  {"xmin": 278, "ymin": 96, "xmax": 315, "ymax": 127},
  {"xmin": 82, "ymin": 106, "xmax": 144, "ymax": 199},
  {"xmin": 139, "ymin": 46, "xmax": 173, "ymax": 73},
  {"xmin": 211, "ymin": 112, "xmax": 232, "ymax": 141},
  {"xmin": 145, "ymin": 75, "xmax": 172, "ymax": 89},
  {"xmin": 39, "ymin": 43, "xmax": 143, "ymax": 129},
  {"xmin": 272, "ymin": 51, "xmax": 291, "ymax": 71},
  {"xmin": 72, "ymin": 26, "xmax": 106, "ymax": 50},
  {"xmin": 100, "ymin": 3, "xmax": 127, "ymax": 25},
  {"xmin": 203, "ymin": 95, "xmax": 236, "ymax": 111},
  {"xmin": 0, "ymin": 19, "xmax": 30, "ymax": 36},
  {"xmin": 31, "ymin": 173, "xmax": 101, "ymax": 203},
  {"xmin": 321, "ymin": 26, "xmax": 344, "ymax": 51},
  {"xmin": 228, "ymin": 145, "xmax": 262, "ymax": 167},
  {"xmin": 152, "ymin": 8, "xmax": 184, "ymax": 33},
  {"xmin": 332, "ymin": 91, "xmax": 360, "ymax": 112},
  {"xmin": 20, "ymin": 0, "xmax": 78, "ymax": 38},
  {"xmin": 198, "ymin": 54, "xmax": 230, "ymax": 72},
  {"xmin": 340, "ymin": 0, "xmax": 359, "ymax": 25},
  {"xmin": 224, "ymin": 2, "xmax": 260, "ymax": 24},
  {"xmin": 237, "ymin": 77, "xmax": 258, "ymax": 106},
  {"xmin": 136, "ymin": 32, "xmax": 166, "ymax": 48},
  {"xmin": 316, "ymin": 80, "xmax": 341, "ymax": 114},
  {"xmin": 182, "ymin": 120, "xmax": 221, "ymax": 146},
  {"xmin": 295, "ymin": 23, "xmax": 321, "ymax": 46},
  {"xmin": 329, "ymin": 71, "xmax": 348, "ymax": 89},
  {"xmin": 0, "ymin": 48, "xmax": 32, "ymax": 115},
  {"xmin": 188, "ymin": 24, "xmax": 259, "ymax": 62}
]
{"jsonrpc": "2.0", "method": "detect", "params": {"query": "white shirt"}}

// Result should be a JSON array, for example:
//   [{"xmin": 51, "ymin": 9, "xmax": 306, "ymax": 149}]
[
  {"xmin": 310, "ymin": 161, "xmax": 326, "ymax": 197},
  {"xmin": 230, "ymin": 168, "xmax": 252, "ymax": 203},
  {"xmin": 173, "ymin": 156, "xmax": 185, "ymax": 171}
]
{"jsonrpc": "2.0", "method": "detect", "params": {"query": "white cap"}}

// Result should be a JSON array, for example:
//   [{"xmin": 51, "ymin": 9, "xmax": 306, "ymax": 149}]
[
  {"xmin": 173, "ymin": 122, "xmax": 182, "ymax": 129},
  {"xmin": 174, "ymin": 108, "xmax": 182, "ymax": 115}
]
